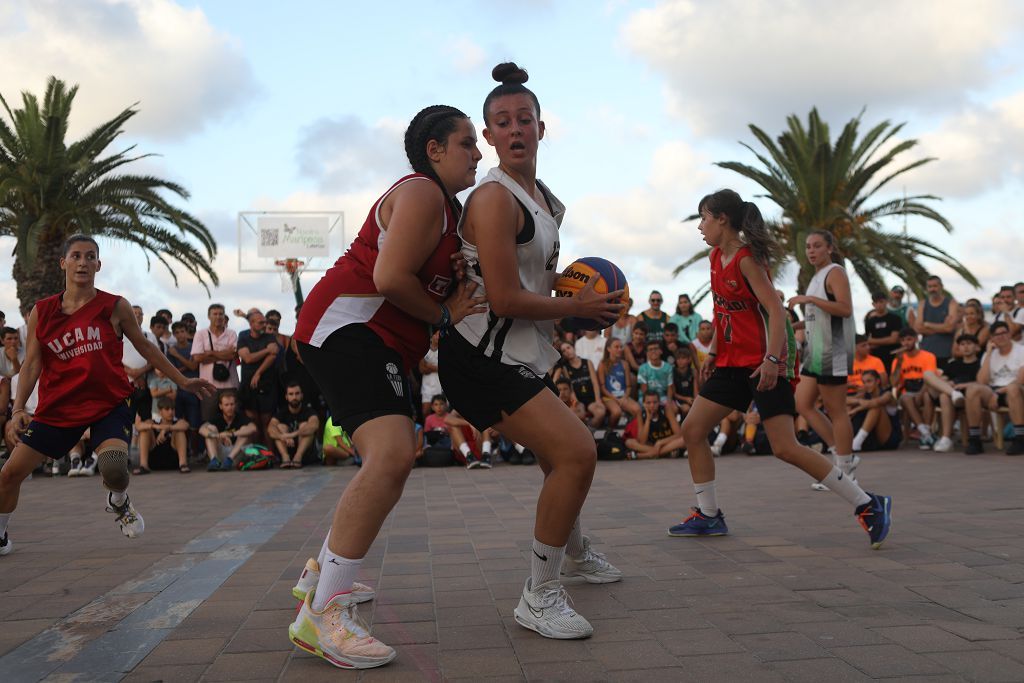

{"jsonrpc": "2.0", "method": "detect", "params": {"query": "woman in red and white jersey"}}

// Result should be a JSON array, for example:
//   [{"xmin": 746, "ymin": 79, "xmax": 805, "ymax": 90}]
[
  {"xmin": 1, "ymin": 235, "xmax": 214, "ymax": 555},
  {"xmin": 287, "ymin": 105, "xmax": 485, "ymax": 670},
  {"xmin": 666, "ymin": 189, "xmax": 893, "ymax": 551}
]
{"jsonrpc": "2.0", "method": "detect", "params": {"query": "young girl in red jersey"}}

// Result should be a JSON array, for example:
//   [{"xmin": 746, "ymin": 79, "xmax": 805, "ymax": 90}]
[
  {"xmin": 666, "ymin": 190, "xmax": 892, "ymax": 549},
  {"xmin": 1, "ymin": 235, "xmax": 215, "ymax": 554},
  {"xmin": 287, "ymin": 105, "xmax": 486, "ymax": 670}
]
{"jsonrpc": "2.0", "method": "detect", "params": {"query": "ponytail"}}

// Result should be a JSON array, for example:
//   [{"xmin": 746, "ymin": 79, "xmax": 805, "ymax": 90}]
[
  {"xmin": 698, "ymin": 190, "xmax": 783, "ymax": 268},
  {"xmin": 403, "ymin": 105, "xmax": 469, "ymax": 220}
]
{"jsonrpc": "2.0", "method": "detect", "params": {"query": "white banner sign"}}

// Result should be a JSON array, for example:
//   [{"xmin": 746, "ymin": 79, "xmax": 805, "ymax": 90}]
[{"xmin": 256, "ymin": 215, "xmax": 330, "ymax": 258}]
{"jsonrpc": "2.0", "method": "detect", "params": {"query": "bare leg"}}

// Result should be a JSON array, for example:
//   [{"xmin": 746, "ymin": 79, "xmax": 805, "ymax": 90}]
[
  {"xmin": 680, "ymin": 396, "xmax": 733, "ymax": 485},
  {"xmin": 0, "ymin": 443, "xmax": 47, "ymax": 513},
  {"xmin": 761, "ymin": 415, "xmax": 833, "ymax": 482},
  {"xmin": 796, "ymin": 376, "xmax": 836, "ymax": 449},
  {"xmin": 586, "ymin": 401, "xmax": 606, "ymax": 428},
  {"xmin": 294, "ymin": 435, "xmax": 314, "ymax": 465},
  {"xmin": 173, "ymin": 431, "xmax": 188, "ymax": 467},
  {"xmin": 138, "ymin": 430, "xmax": 152, "ymax": 470},
  {"xmin": 871, "ymin": 408, "xmax": 892, "ymax": 445},
  {"xmin": 819, "ymin": 383, "xmax": 853, "ymax": 454}
]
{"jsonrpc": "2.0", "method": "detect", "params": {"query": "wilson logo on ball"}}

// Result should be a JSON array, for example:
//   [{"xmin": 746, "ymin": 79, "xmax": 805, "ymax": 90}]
[{"xmin": 553, "ymin": 256, "xmax": 630, "ymax": 332}]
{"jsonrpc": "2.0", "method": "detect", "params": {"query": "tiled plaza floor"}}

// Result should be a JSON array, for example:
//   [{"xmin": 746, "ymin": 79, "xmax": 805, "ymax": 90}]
[{"xmin": 1, "ymin": 448, "xmax": 1023, "ymax": 682}]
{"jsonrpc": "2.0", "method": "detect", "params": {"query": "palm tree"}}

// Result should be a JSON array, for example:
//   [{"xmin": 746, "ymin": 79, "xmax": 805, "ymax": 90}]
[
  {"xmin": 0, "ymin": 77, "xmax": 218, "ymax": 313},
  {"xmin": 675, "ymin": 108, "xmax": 979, "ymax": 299}
]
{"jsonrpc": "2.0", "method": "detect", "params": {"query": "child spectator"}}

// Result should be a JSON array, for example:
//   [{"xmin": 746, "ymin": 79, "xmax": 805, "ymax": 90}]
[
  {"xmin": 922, "ymin": 334, "xmax": 981, "ymax": 452},
  {"xmin": 671, "ymin": 345, "xmax": 699, "ymax": 418},
  {"xmin": 322, "ymin": 417, "xmax": 356, "ymax": 466},
  {"xmin": 739, "ymin": 404, "xmax": 771, "ymax": 455},
  {"xmin": 268, "ymin": 381, "xmax": 321, "ymax": 468},
  {"xmin": 864, "ymin": 293, "xmax": 902, "ymax": 373},
  {"xmin": 891, "ymin": 328, "xmax": 938, "ymax": 448},
  {"xmin": 690, "ymin": 320, "xmax": 714, "ymax": 367},
  {"xmin": 418, "ymin": 331, "xmax": 442, "ymax": 420},
  {"xmin": 849, "ymin": 370, "xmax": 901, "ymax": 452},
  {"xmin": 555, "ymin": 377, "xmax": 587, "ymax": 423},
  {"xmin": 574, "ymin": 328, "xmax": 607, "ymax": 370},
  {"xmin": 597, "ymin": 338, "xmax": 641, "ymax": 426},
  {"xmin": 623, "ymin": 391, "xmax": 686, "ymax": 459},
  {"xmin": 200, "ymin": 390, "xmax": 256, "ymax": 471},
  {"xmin": 623, "ymin": 325, "xmax": 648, "ymax": 374},
  {"xmin": 605, "ymin": 297, "xmax": 635, "ymax": 345},
  {"xmin": 135, "ymin": 397, "xmax": 190, "ymax": 473},
  {"xmin": 553, "ymin": 342, "xmax": 606, "ymax": 428},
  {"xmin": 669, "ymin": 294, "xmax": 702, "ymax": 344},
  {"xmin": 147, "ymin": 367, "xmax": 176, "ymax": 420},
  {"xmin": 445, "ymin": 409, "xmax": 496, "ymax": 469},
  {"xmin": 964, "ymin": 321, "xmax": 1024, "ymax": 455},
  {"xmin": 661, "ymin": 323, "xmax": 682, "ymax": 363},
  {"xmin": 638, "ymin": 339, "xmax": 676, "ymax": 419},
  {"xmin": 849, "ymin": 334, "xmax": 888, "ymax": 392}
]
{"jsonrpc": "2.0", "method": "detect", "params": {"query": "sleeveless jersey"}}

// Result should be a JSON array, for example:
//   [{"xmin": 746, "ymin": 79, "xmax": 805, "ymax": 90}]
[
  {"xmin": 455, "ymin": 167, "xmax": 563, "ymax": 375},
  {"xmin": 294, "ymin": 174, "xmax": 460, "ymax": 371},
  {"xmin": 34, "ymin": 290, "xmax": 133, "ymax": 427},
  {"xmin": 603, "ymin": 361, "xmax": 628, "ymax": 398},
  {"xmin": 709, "ymin": 246, "xmax": 796, "ymax": 376},
  {"xmin": 919, "ymin": 295, "xmax": 955, "ymax": 359},
  {"xmin": 802, "ymin": 263, "xmax": 854, "ymax": 376},
  {"xmin": 561, "ymin": 358, "xmax": 596, "ymax": 404}
]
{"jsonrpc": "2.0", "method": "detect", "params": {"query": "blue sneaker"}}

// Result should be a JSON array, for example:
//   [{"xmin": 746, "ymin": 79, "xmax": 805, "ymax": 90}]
[
  {"xmin": 667, "ymin": 508, "xmax": 728, "ymax": 537},
  {"xmin": 856, "ymin": 493, "xmax": 892, "ymax": 549},
  {"xmin": 220, "ymin": 456, "xmax": 234, "ymax": 471},
  {"xmin": 207, "ymin": 458, "xmax": 222, "ymax": 472}
]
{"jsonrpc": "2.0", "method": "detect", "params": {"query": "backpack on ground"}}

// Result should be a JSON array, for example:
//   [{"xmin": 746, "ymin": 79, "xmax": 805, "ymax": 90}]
[{"xmin": 236, "ymin": 444, "xmax": 274, "ymax": 470}]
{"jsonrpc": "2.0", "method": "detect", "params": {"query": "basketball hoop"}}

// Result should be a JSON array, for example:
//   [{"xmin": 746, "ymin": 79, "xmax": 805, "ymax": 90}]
[{"xmin": 275, "ymin": 258, "xmax": 307, "ymax": 306}]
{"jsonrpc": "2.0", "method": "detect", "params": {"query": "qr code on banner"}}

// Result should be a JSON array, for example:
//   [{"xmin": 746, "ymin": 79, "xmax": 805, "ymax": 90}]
[{"xmin": 260, "ymin": 228, "xmax": 279, "ymax": 247}]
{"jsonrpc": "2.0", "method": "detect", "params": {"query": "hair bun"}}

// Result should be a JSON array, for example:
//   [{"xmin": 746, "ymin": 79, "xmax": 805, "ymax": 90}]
[{"xmin": 492, "ymin": 62, "xmax": 529, "ymax": 85}]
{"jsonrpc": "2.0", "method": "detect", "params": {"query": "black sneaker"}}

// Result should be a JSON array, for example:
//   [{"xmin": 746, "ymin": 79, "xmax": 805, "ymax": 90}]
[
  {"xmin": 521, "ymin": 450, "xmax": 536, "ymax": 466},
  {"xmin": 465, "ymin": 453, "xmax": 481, "ymax": 469},
  {"xmin": 965, "ymin": 438, "xmax": 984, "ymax": 456},
  {"xmin": 507, "ymin": 450, "xmax": 523, "ymax": 465},
  {"xmin": 479, "ymin": 454, "xmax": 493, "ymax": 469},
  {"xmin": 0, "ymin": 531, "xmax": 12, "ymax": 556},
  {"xmin": 1006, "ymin": 437, "xmax": 1024, "ymax": 456}
]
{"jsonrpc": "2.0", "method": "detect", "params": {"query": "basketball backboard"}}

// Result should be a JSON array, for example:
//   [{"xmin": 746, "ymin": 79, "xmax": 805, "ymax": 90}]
[{"xmin": 237, "ymin": 211, "xmax": 345, "ymax": 273}]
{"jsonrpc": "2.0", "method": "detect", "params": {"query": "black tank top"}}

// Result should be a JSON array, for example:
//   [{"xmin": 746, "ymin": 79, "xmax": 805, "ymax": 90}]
[
  {"xmin": 561, "ymin": 359, "xmax": 596, "ymax": 404},
  {"xmin": 673, "ymin": 366, "xmax": 695, "ymax": 399}
]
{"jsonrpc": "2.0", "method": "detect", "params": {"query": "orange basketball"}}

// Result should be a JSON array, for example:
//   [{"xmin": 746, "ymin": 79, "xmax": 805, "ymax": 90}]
[{"xmin": 554, "ymin": 257, "xmax": 630, "ymax": 331}]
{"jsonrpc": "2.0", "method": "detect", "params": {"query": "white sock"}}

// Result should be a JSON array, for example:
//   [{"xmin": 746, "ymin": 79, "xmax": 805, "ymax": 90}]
[
  {"xmin": 835, "ymin": 453, "xmax": 855, "ymax": 468},
  {"xmin": 458, "ymin": 442, "xmax": 471, "ymax": 457},
  {"xmin": 566, "ymin": 517, "xmax": 585, "ymax": 558},
  {"xmin": 482, "ymin": 441, "xmax": 493, "ymax": 455},
  {"xmin": 316, "ymin": 529, "xmax": 331, "ymax": 569},
  {"xmin": 531, "ymin": 539, "xmax": 565, "ymax": 587},
  {"xmin": 918, "ymin": 424, "xmax": 932, "ymax": 437},
  {"xmin": 108, "ymin": 490, "xmax": 128, "ymax": 507},
  {"xmin": 820, "ymin": 467, "xmax": 871, "ymax": 507},
  {"xmin": 713, "ymin": 432, "xmax": 727, "ymax": 448},
  {"xmin": 694, "ymin": 480, "xmax": 718, "ymax": 517},
  {"xmin": 514, "ymin": 443, "xmax": 526, "ymax": 453},
  {"xmin": 0, "ymin": 512, "xmax": 10, "ymax": 537},
  {"xmin": 312, "ymin": 549, "xmax": 362, "ymax": 611},
  {"xmin": 852, "ymin": 430, "xmax": 869, "ymax": 451}
]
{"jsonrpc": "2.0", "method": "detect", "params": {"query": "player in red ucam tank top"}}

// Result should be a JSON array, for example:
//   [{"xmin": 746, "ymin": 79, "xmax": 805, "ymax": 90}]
[
  {"xmin": 287, "ymin": 106, "xmax": 486, "ymax": 670},
  {"xmin": 0, "ymin": 235, "xmax": 215, "ymax": 556},
  {"xmin": 666, "ymin": 189, "xmax": 893, "ymax": 550}
]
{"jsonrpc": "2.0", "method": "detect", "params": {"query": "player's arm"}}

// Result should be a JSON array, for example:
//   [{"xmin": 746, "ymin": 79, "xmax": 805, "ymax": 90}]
[
  {"xmin": 466, "ymin": 183, "xmax": 622, "ymax": 324},
  {"xmin": 740, "ymin": 257, "xmax": 786, "ymax": 390}
]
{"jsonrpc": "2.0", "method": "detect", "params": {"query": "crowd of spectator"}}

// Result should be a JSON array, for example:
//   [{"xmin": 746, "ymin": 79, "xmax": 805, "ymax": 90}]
[{"xmin": 2, "ymin": 274, "xmax": 1024, "ymax": 475}]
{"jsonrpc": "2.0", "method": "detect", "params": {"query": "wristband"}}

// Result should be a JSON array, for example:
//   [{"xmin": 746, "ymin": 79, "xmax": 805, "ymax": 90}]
[
  {"xmin": 764, "ymin": 354, "xmax": 781, "ymax": 364},
  {"xmin": 436, "ymin": 303, "xmax": 452, "ymax": 336},
  {"xmin": 12, "ymin": 408, "xmax": 26, "ymax": 416},
  {"xmin": 707, "ymin": 352, "xmax": 717, "ymax": 358}
]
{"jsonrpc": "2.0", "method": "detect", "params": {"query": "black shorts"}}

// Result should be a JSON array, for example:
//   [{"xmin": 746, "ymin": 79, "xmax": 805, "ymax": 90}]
[
  {"xmin": 996, "ymin": 391, "xmax": 1009, "ymax": 409},
  {"xmin": 800, "ymin": 370, "xmax": 849, "ymax": 386},
  {"xmin": 297, "ymin": 324, "xmax": 414, "ymax": 437},
  {"xmin": 438, "ymin": 330, "xmax": 556, "ymax": 431},
  {"xmin": 21, "ymin": 397, "xmax": 134, "ymax": 460},
  {"xmin": 699, "ymin": 366, "xmax": 796, "ymax": 420}
]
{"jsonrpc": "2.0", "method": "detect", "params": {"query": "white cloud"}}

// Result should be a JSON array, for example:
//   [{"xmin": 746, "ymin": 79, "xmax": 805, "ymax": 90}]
[
  {"xmin": 296, "ymin": 115, "xmax": 408, "ymax": 193},
  {"xmin": 621, "ymin": 0, "xmax": 1024, "ymax": 137},
  {"xmin": 445, "ymin": 37, "xmax": 487, "ymax": 75},
  {"xmin": 0, "ymin": 0, "xmax": 256, "ymax": 140}
]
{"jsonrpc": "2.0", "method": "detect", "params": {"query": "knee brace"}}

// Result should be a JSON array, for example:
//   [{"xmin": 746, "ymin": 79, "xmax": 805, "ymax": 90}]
[{"xmin": 97, "ymin": 447, "xmax": 130, "ymax": 491}]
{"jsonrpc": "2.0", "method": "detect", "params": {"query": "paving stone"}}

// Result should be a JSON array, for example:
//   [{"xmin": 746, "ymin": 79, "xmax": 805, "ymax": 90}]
[
  {"xmin": 927, "ymin": 649, "xmax": 1024, "ymax": 682},
  {"xmin": 874, "ymin": 624, "xmax": 978, "ymax": 652},
  {"xmin": 831, "ymin": 644, "xmax": 950, "ymax": 677},
  {"xmin": 732, "ymin": 630, "xmax": 831, "ymax": 661}
]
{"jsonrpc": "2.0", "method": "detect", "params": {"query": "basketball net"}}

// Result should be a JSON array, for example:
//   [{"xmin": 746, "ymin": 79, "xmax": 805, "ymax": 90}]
[{"xmin": 275, "ymin": 258, "xmax": 306, "ymax": 306}]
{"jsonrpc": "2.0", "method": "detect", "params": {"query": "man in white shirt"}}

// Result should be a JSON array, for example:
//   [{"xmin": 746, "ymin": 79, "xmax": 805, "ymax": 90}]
[
  {"xmin": 574, "ymin": 329, "xmax": 606, "ymax": 369},
  {"xmin": 964, "ymin": 321, "xmax": 1024, "ymax": 455},
  {"xmin": 190, "ymin": 303, "xmax": 239, "ymax": 421}
]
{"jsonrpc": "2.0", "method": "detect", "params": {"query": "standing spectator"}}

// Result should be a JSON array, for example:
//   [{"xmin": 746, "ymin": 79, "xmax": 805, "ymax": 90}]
[
  {"xmin": 991, "ymin": 286, "xmax": 1024, "ymax": 343},
  {"xmin": 891, "ymin": 328, "xmax": 938, "ymax": 448},
  {"xmin": 623, "ymin": 325, "xmax": 648, "ymax": 374},
  {"xmin": 191, "ymin": 303, "xmax": 239, "ymax": 422},
  {"xmin": 605, "ymin": 297, "xmax": 635, "ymax": 345},
  {"xmin": 954, "ymin": 301, "xmax": 990, "ymax": 358},
  {"xmin": 888, "ymin": 285, "xmax": 912, "ymax": 326},
  {"xmin": 598, "ymin": 338, "xmax": 640, "ymax": 426},
  {"xmin": 638, "ymin": 339, "xmax": 675, "ymax": 417},
  {"xmin": 167, "ymin": 321, "xmax": 202, "ymax": 438},
  {"xmin": 0, "ymin": 327, "xmax": 23, "ymax": 436},
  {"xmin": 623, "ymin": 391, "xmax": 686, "ymax": 459},
  {"xmin": 864, "ymin": 293, "xmax": 902, "ymax": 373},
  {"xmin": 922, "ymin": 334, "xmax": 981, "ymax": 452},
  {"xmin": 155, "ymin": 309, "xmax": 173, "ymax": 344},
  {"xmin": 199, "ymin": 389, "xmax": 256, "ymax": 471},
  {"xmin": 418, "ymin": 330, "xmax": 442, "ymax": 420},
  {"xmin": 690, "ymin": 320, "xmax": 714, "ymax": 367},
  {"xmin": 268, "ymin": 381, "xmax": 320, "ymax": 468},
  {"xmin": 849, "ymin": 334, "xmax": 888, "ymax": 392},
  {"xmin": 1015, "ymin": 282, "xmax": 1024, "ymax": 310},
  {"xmin": 637, "ymin": 290, "xmax": 669, "ymax": 342},
  {"xmin": 122, "ymin": 318, "xmax": 154, "ymax": 425},
  {"xmin": 574, "ymin": 328, "xmax": 606, "ymax": 370},
  {"xmin": 669, "ymin": 294, "xmax": 702, "ymax": 343},
  {"xmin": 552, "ymin": 342, "xmax": 606, "ymax": 428},
  {"xmin": 964, "ymin": 321, "xmax": 1024, "ymax": 455},
  {"xmin": 134, "ymin": 397, "xmax": 190, "ymax": 473},
  {"xmin": 236, "ymin": 310, "xmax": 279, "ymax": 443},
  {"xmin": 180, "ymin": 312, "xmax": 198, "ymax": 340},
  {"xmin": 914, "ymin": 275, "xmax": 959, "ymax": 370}
]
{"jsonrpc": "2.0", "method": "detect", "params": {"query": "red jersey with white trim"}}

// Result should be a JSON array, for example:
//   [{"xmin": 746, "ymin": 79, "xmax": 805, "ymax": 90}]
[
  {"xmin": 294, "ymin": 174, "xmax": 459, "ymax": 371},
  {"xmin": 709, "ymin": 246, "xmax": 796, "ymax": 376},
  {"xmin": 33, "ymin": 290, "xmax": 133, "ymax": 427}
]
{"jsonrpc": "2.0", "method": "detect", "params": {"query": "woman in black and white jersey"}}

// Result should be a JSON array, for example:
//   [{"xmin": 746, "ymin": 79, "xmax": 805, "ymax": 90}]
[{"xmin": 439, "ymin": 63, "xmax": 624, "ymax": 641}]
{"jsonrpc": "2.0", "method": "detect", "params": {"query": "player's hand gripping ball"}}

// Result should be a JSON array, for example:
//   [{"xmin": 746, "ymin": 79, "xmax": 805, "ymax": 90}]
[{"xmin": 554, "ymin": 257, "xmax": 630, "ymax": 331}]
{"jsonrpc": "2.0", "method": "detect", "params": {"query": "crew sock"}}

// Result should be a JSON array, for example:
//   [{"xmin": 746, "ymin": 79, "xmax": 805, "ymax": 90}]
[
  {"xmin": 531, "ymin": 539, "xmax": 565, "ymax": 587},
  {"xmin": 851, "ymin": 429, "xmax": 870, "ymax": 451},
  {"xmin": 820, "ymin": 467, "xmax": 871, "ymax": 507},
  {"xmin": 108, "ymin": 490, "xmax": 128, "ymax": 507},
  {"xmin": 566, "ymin": 517, "xmax": 585, "ymax": 558},
  {"xmin": 458, "ymin": 443, "xmax": 472, "ymax": 458},
  {"xmin": 482, "ymin": 441, "xmax": 493, "ymax": 456},
  {"xmin": 694, "ymin": 480, "xmax": 719, "ymax": 517},
  {"xmin": 312, "ymin": 550, "xmax": 362, "ymax": 611},
  {"xmin": 0, "ymin": 512, "xmax": 10, "ymax": 537},
  {"xmin": 316, "ymin": 529, "xmax": 331, "ymax": 568}
]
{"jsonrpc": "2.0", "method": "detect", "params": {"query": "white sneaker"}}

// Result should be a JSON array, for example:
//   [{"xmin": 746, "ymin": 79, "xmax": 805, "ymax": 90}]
[
  {"xmin": 561, "ymin": 536, "xmax": 622, "ymax": 584},
  {"xmin": 710, "ymin": 444, "xmax": 723, "ymax": 457},
  {"xmin": 839, "ymin": 454, "xmax": 861, "ymax": 483},
  {"xmin": 811, "ymin": 482, "xmax": 830, "ymax": 491},
  {"xmin": 106, "ymin": 493, "xmax": 145, "ymax": 538},
  {"xmin": 933, "ymin": 436, "xmax": 954, "ymax": 452},
  {"xmin": 0, "ymin": 532, "xmax": 11, "ymax": 556},
  {"xmin": 289, "ymin": 589, "xmax": 396, "ymax": 669},
  {"xmin": 292, "ymin": 558, "xmax": 375, "ymax": 603},
  {"xmin": 68, "ymin": 456, "xmax": 82, "ymax": 477},
  {"xmin": 79, "ymin": 454, "xmax": 97, "ymax": 477},
  {"xmin": 50, "ymin": 460, "xmax": 61, "ymax": 476},
  {"xmin": 918, "ymin": 433, "xmax": 935, "ymax": 450},
  {"xmin": 950, "ymin": 390, "xmax": 965, "ymax": 405},
  {"xmin": 513, "ymin": 577, "xmax": 593, "ymax": 639}
]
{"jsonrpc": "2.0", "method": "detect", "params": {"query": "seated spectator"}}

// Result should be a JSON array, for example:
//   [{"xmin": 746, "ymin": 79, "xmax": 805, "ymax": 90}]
[
  {"xmin": 690, "ymin": 320, "xmax": 714, "ymax": 367},
  {"xmin": 575, "ymin": 328, "xmax": 607, "ymax": 370},
  {"xmin": 419, "ymin": 330, "xmax": 442, "ymax": 420},
  {"xmin": 710, "ymin": 410, "xmax": 743, "ymax": 456},
  {"xmin": 964, "ymin": 321, "xmax": 1024, "ymax": 455},
  {"xmin": 135, "ymin": 397, "xmax": 190, "ymax": 473},
  {"xmin": 237, "ymin": 310, "xmax": 280, "ymax": 443},
  {"xmin": 147, "ymin": 366, "xmax": 176, "ymax": 420},
  {"xmin": 597, "ymin": 339, "xmax": 641, "ymax": 426},
  {"xmin": 61, "ymin": 430, "xmax": 91, "ymax": 477},
  {"xmin": 637, "ymin": 290, "xmax": 669, "ymax": 342},
  {"xmin": 200, "ymin": 390, "xmax": 256, "ymax": 471},
  {"xmin": 661, "ymin": 323, "xmax": 682, "ymax": 364},
  {"xmin": 322, "ymin": 416, "xmax": 356, "ymax": 466},
  {"xmin": 864, "ymin": 293, "xmax": 902, "ymax": 373},
  {"xmin": 623, "ymin": 325, "xmax": 648, "ymax": 374},
  {"xmin": 445, "ymin": 408, "xmax": 497, "ymax": 469},
  {"xmin": 268, "ymin": 381, "xmax": 321, "ymax": 468},
  {"xmin": 623, "ymin": 391, "xmax": 686, "ymax": 459},
  {"xmin": 922, "ymin": 334, "xmax": 981, "ymax": 452},
  {"xmin": 669, "ymin": 293, "xmax": 701, "ymax": 344},
  {"xmin": 891, "ymin": 327, "xmax": 938, "ymax": 448},
  {"xmin": 605, "ymin": 297, "xmax": 636, "ymax": 345},
  {"xmin": 553, "ymin": 342, "xmax": 606, "ymax": 428},
  {"xmin": 849, "ymin": 333, "xmax": 888, "ymax": 393},
  {"xmin": 739, "ymin": 404, "xmax": 771, "ymax": 455},
  {"xmin": 954, "ymin": 301, "xmax": 989, "ymax": 357},
  {"xmin": 671, "ymin": 345, "xmax": 699, "ymax": 418},
  {"xmin": 849, "ymin": 370, "xmax": 901, "ymax": 452},
  {"xmin": 555, "ymin": 377, "xmax": 587, "ymax": 423},
  {"xmin": 638, "ymin": 339, "xmax": 677, "ymax": 419}
]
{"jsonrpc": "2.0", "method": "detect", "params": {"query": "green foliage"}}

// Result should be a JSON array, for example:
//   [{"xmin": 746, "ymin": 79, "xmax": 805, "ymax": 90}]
[
  {"xmin": 0, "ymin": 76, "xmax": 218, "ymax": 306},
  {"xmin": 676, "ymin": 108, "xmax": 978, "ymax": 299}
]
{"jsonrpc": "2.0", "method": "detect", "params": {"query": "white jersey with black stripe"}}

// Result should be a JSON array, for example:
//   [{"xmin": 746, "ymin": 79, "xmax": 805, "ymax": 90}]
[{"xmin": 455, "ymin": 167, "xmax": 563, "ymax": 375}]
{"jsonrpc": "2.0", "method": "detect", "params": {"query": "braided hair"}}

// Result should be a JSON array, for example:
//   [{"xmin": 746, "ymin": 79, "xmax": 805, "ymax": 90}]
[
  {"xmin": 403, "ymin": 105, "xmax": 470, "ymax": 219},
  {"xmin": 483, "ymin": 62, "xmax": 541, "ymax": 125},
  {"xmin": 698, "ymin": 189, "xmax": 784, "ymax": 268}
]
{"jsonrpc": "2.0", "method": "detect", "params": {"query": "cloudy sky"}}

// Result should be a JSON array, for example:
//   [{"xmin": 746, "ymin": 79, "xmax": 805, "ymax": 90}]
[{"xmin": 2, "ymin": 0, "xmax": 1023, "ymax": 332}]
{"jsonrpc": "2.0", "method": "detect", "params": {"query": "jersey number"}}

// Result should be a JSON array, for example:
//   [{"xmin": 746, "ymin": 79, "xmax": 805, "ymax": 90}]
[
  {"xmin": 716, "ymin": 311, "xmax": 733, "ymax": 344},
  {"xmin": 545, "ymin": 240, "xmax": 560, "ymax": 271}
]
